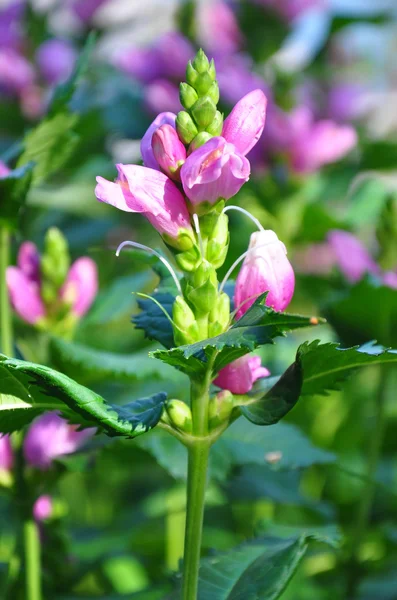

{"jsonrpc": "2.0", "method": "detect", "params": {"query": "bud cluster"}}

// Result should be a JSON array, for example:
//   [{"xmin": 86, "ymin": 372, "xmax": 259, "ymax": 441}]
[{"xmin": 176, "ymin": 49, "xmax": 223, "ymax": 151}]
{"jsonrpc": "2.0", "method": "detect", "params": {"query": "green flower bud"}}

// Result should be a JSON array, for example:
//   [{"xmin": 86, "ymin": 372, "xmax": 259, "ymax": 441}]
[
  {"xmin": 173, "ymin": 296, "xmax": 200, "ymax": 346},
  {"xmin": 191, "ymin": 97, "xmax": 217, "ymax": 129},
  {"xmin": 187, "ymin": 261, "xmax": 218, "ymax": 314},
  {"xmin": 209, "ymin": 390, "xmax": 234, "ymax": 429},
  {"xmin": 208, "ymin": 292, "xmax": 230, "ymax": 337},
  {"xmin": 206, "ymin": 110, "xmax": 223, "ymax": 137},
  {"xmin": 186, "ymin": 60, "xmax": 199, "ymax": 88},
  {"xmin": 208, "ymin": 58, "xmax": 216, "ymax": 81},
  {"xmin": 194, "ymin": 72, "xmax": 215, "ymax": 96},
  {"xmin": 166, "ymin": 399, "xmax": 193, "ymax": 433},
  {"xmin": 207, "ymin": 81, "xmax": 220, "ymax": 105},
  {"xmin": 180, "ymin": 83, "xmax": 199, "ymax": 110},
  {"xmin": 205, "ymin": 212, "xmax": 230, "ymax": 269},
  {"xmin": 192, "ymin": 48, "xmax": 210, "ymax": 74},
  {"xmin": 176, "ymin": 111, "xmax": 198, "ymax": 144},
  {"xmin": 189, "ymin": 132, "xmax": 212, "ymax": 152},
  {"xmin": 175, "ymin": 244, "xmax": 202, "ymax": 273},
  {"xmin": 41, "ymin": 227, "xmax": 70, "ymax": 288}
]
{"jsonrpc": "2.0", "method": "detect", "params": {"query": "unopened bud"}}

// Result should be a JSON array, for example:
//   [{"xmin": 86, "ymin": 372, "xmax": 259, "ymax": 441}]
[
  {"xmin": 207, "ymin": 81, "xmax": 220, "ymax": 105},
  {"xmin": 192, "ymin": 49, "xmax": 210, "ymax": 74},
  {"xmin": 208, "ymin": 292, "xmax": 230, "ymax": 337},
  {"xmin": 173, "ymin": 296, "xmax": 200, "ymax": 346},
  {"xmin": 188, "ymin": 261, "xmax": 218, "ymax": 314},
  {"xmin": 167, "ymin": 399, "xmax": 192, "ymax": 433},
  {"xmin": 206, "ymin": 110, "xmax": 223, "ymax": 137},
  {"xmin": 206, "ymin": 212, "xmax": 229, "ymax": 269},
  {"xmin": 186, "ymin": 60, "xmax": 199, "ymax": 88},
  {"xmin": 176, "ymin": 111, "xmax": 198, "ymax": 145},
  {"xmin": 189, "ymin": 132, "xmax": 212, "ymax": 153},
  {"xmin": 180, "ymin": 82, "xmax": 198, "ymax": 110},
  {"xmin": 152, "ymin": 124, "xmax": 186, "ymax": 181},
  {"xmin": 209, "ymin": 390, "xmax": 234, "ymax": 429},
  {"xmin": 191, "ymin": 97, "xmax": 217, "ymax": 129}
]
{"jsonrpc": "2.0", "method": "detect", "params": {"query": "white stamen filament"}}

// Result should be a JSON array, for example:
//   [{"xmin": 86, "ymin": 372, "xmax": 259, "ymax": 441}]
[
  {"xmin": 222, "ymin": 205, "xmax": 265, "ymax": 232},
  {"xmin": 193, "ymin": 213, "xmax": 204, "ymax": 256},
  {"xmin": 219, "ymin": 242, "xmax": 275, "ymax": 294},
  {"xmin": 116, "ymin": 240, "xmax": 183, "ymax": 296}
]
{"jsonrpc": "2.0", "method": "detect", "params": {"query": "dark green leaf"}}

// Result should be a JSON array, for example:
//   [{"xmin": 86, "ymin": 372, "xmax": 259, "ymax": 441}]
[
  {"xmin": 197, "ymin": 535, "xmax": 308, "ymax": 600},
  {"xmin": 133, "ymin": 290, "xmax": 175, "ymax": 349},
  {"xmin": 0, "ymin": 355, "xmax": 166, "ymax": 437},
  {"xmin": 152, "ymin": 294, "xmax": 322, "ymax": 377},
  {"xmin": 257, "ymin": 523, "xmax": 342, "ymax": 549},
  {"xmin": 294, "ymin": 203, "xmax": 348, "ymax": 244},
  {"xmin": 0, "ymin": 162, "xmax": 34, "ymax": 230}
]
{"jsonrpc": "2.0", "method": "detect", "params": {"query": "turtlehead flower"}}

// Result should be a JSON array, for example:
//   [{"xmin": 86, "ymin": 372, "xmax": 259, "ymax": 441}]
[
  {"xmin": 7, "ymin": 265, "xmax": 45, "ymax": 325},
  {"xmin": 33, "ymin": 495, "xmax": 53, "ymax": 522},
  {"xmin": 95, "ymin": 164, "xmax": 194, "ymax": 250},
  {"xmin": 17, "ymin": 241, "xmax": 41, "ymax": 283},
  {"xmin": 235, "ymin": 230, "xmax": 295, "ymax": 319},
  {"xmin": 60, "ymin": 257, "xmax": 98, "ymax": 317},
  {"xmin": 181, "ymin": 136, "xmax": 250, "ymax": 207},
  {"xmin": 327, "ymin": 230, "xmax": 379, "ymax": 283},
  {"xmin": 24, "ymin": 413, "xmax": 95, "ymax": 470},
  {"xmin": 140, "ymin": 112, "xmax": 177, "ymax": 170},
  {"xmin": 0, "ymin": 435, "xmax": 14, "ymax": 472},
  {"xmin": 222, "ymin": 89, "xmax": 267, "ymax": 156},
  {"xmin": 36, "ymin": 39, "xmax": 77, "ymax": 86},
  {"xmin": 214, "ymin": 355, "xmax": 270, "ymax": 394},
  {"xmin": 152, "ymin": 124, "xmax": 186, "ymax": 180}
]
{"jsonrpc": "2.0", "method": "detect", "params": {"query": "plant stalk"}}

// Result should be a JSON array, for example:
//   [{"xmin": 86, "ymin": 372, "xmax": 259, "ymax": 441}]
[
  {"xmin": 23, "ymin": 520, "xmax": 42, "ymax": 600},
  {"xmin": 0, "ymin": 226, "xmax": 13, "ymax": 356},
  {"xmin": 346, "ymin": 364, "xmax": 390, "ymax": 598}
]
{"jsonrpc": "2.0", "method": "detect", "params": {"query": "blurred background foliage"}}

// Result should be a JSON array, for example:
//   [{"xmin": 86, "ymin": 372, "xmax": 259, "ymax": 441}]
[{"xmin": 1, "ymin": 0, "xmax": 397, "ymax": 598}]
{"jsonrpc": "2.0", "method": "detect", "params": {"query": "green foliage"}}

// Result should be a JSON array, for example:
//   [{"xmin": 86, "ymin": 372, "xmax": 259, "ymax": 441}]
[
  {"xmin": 0, "ymin": 162, "xmax": 34, "ymax": 230},
  {"xmin": 0, "ymin": 355, "xmax": 166, "ymax": 437},
  {"xmin": 152, "ymin": 294, "xmax": 322, "ymax": 377},
  {"xmin": 238, "ymin": 3, "xmax": 289, "ymax": 63},
  {"xmin": 196, "ymin": 535, "xmax": 308, "ymax": 599}
]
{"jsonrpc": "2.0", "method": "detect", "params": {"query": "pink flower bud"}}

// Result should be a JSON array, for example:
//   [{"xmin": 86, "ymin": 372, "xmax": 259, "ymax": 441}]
[
  {"xmin": 327, "ymin": 230, "xmax": 379, "ymax": 283},
  {"xmin": 36, "ymin": 39, "xmax": 77, "ymax": 86},
  {"xmin": 95, "ymin": 164, "xmax": 193, "ymax": 248},
  {"xmin": 60, "ymin": 257, "xmax": 98, "ymax": 317},
  {"xmin": 6, "ymin": 266, "xmax": 45, "ymax": 325},
  {"xmin": 214, "ymin": 355, "xmax": 270, "ymax": 394},
  {"xmin": 24, "ymin": 413, "xmax": 95, "ymax": 470},
  {"xmin": 33, "ymin": 495, "xmax": 53, "ymax": 522},
  {"xmin": 0, "ymin": 435, "xmax": 14, "ymax": 472},
  {"xmin": 222, "ymin": 89, "xmax": 267, "ymax": 156},
  {"xmin": 181, "ymin": 136, "xmax": 250, "ymax": 207},
  {"xmin": 235, "ymin": 230, "xmax": 295, "ymax": 319},
  {"xmin": 140, "ymin": 112, "xmax": 177, "ymax": 170},
  {"xmin": 0, "ymin": 161, "xmax": 10, "ymax": 178},
  {"xmin": 152, "ymin": 124, "xmax": 186, "ymax": 180},
  {"xmin": 17, "ymin": 242, "xmax": 41, "ymax": 284}
]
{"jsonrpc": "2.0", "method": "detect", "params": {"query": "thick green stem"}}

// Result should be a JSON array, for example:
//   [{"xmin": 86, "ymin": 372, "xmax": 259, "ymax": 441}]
[
  {"xmin": 23, "ymin": 520, "xmax": 42, "ymax": 600},
  {"xmin": 346, "ymin": 365, "xmax": 390, "ymax": 598},
  {"xmin": 0, "ymin": 226, "xmax": 13, "ymax": 356}
]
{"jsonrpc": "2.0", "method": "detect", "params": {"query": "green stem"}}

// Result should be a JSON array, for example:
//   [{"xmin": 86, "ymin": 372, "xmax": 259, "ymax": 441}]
[
  {"xmin": 0, "ymin": 226, "xmax": 13, "ymax": 356},
  {"xmin": 23, "ymin": 520, "xmax": 42, "ymax": 600},
  {"xmin": 346, "ymin": 365, "xmax": 390, "ymax": 598}
]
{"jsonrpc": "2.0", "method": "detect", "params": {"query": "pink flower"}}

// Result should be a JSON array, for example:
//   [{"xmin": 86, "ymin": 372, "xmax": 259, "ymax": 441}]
[
  {"xmin": 197, "ymin": 1, "xmax": 242, "ymax": 58},
  {"xmin": 0, "ymin": 48, "xmax": 35, "ymax": 95},
  {"xmin": 327, "ymin": 83, "xmax": 366, "ymax": 123},
  {"xmin": 72, "ymin": 0, "xmax": 109, "ymax": 22},
  {"xmin": 0, "ymin": 435, "xmax": 14, "ymax": 472},
  {"xmin": 293, "ymin": 243, "xmax": 336, "ymax": 275},
  {"xmin": 33, "ymin": 495, "xmax": 53, "ymax": 522},
  {"xmin": 95, "ymin": 164, "xmax": 193, "ymax": 247},
  {"xmin": 181, "ymin": 136, "xmax": 250, "ymax": 207},
  {"xmin": 214, "ymin": 355, "xmax": 270, "ymax": 394},
  {"xmin": 36, "ymin": 39, "xmax": 77, "ymax": 86},
  {"xmin": 152, "ymin": 124, "xmax": 186, "ymax": 180},
  {"xmin": 217, "ymin": 55, "xmax": 269, "ymax": 106},
  {"xmin": 140, "ymin": 112, "xmax": 177, "ymax": 170},
  {"xmin": 144, "ymin": 79, "xmax": 181, "ymax": 116},
  {"xmin": 235, "ymin": 230, "xmax": 295, "ymax": 319},
  {"xmin": 327, "ymin": 230, "xmax": 379, "ymax": 283},
  {"xmin": 6, "ymin": 266, "xmax": 45, "ymax": 324},
  {"xmin": 24, "ymin": 413, "xmax": 95, "ymax": 470},
  {"xmin": 60, "ymin": 257, "xmax": 98, "ymax": 317},
  {"xmin": 222, "ymin": 89, "xmax": 267, "ymax": 156},
  {"xmin": 116, "ymin": 47, "xmax": 162, "ymax": 84},
  {"xmin": 0, "ymin": 160, "xmax": 10, "ymax": 177},
  {"xmin": 155, "ymin": 33, "xmax": 194, "ymax": 80},
  {"xmin": 383, "ymin": 271, "xmax": 397, "ymax": 289},
  {"xmin": 17, "ymin": 241, "xmax": 41, "ymax": 284}
]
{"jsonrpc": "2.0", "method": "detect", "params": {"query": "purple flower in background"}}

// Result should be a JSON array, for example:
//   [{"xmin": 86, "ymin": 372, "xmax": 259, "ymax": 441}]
[
  {"xmin": 17, "ymin": 241, "xmax": 41, "ymax": 284},
  {"xmin": 36, "ymin": 39, "xmax": 77, "ymax": 86},
  {"xmin": 0, "ymin": 48, "xmax": 35, "ymax": 95},
  {"xmin": 0, "ymin": 160, "xmax": 10, "ymax": 177},
  {"xmin": 293, "ymin": 243, "xmax": 336, "ymax": 275},
  {"xmin": 327, "ymin": 230, "xmax": 379, "ymax": 283},
  {"xmin": 116, "ymin": 47, "xmax": 162, "ymax": 84},
  {"xmin": 60, "ymin": 257, "xmax": 98, "ymax": 317},
  {"xmin": 383, "ymin": 271, "xmax": 397, "ymax": 289},
  {"xmin": 24, "ymin": 413, "xmax": 95, "ymax": 470},
  {"xmin": 235, "ymin": 230, "xmax": 295, "ymax": 318},
  {"xmin": 0, "ymin": 1, "xmax": 24, "ymax": 50},
  {"xmin": 214, "ymin": 355, "xmax": 270, "ymax": 394},
  {"xmin": 155, "ymin": 33, "xmax": 194, "ymax": 80},
  {"xmin": 217, "ymin": 54, "xmax": 269, "ymax": 106},
  {"xmin": 256, "ymin": 0, "xmax": 326, "ymax": 21},
  {"xmin": 144, "ymin": 79, "xmax": 181, "ymax": 115},
  {"xmin": 327, "ymin": 83, "xmax": 366, "ymax": 123},
  {"xmin": 33, "ymin": 495, "xmax": 53, "ymax": 522},
  {"xmin": 197, "ymin": 1, "xmax": 242, "ymax": 58},
  {"xmin": 0, "ymin": 435, "xmax": 14, "ymax": 472},
  {"xmin": 72, "ymin": 0, "xmax": 110, "ymax": 22}
]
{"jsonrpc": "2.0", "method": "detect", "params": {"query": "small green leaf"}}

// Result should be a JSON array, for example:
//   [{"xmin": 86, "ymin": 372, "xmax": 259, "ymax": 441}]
[
  {"xmin": 133, "ymin": 290, "xmax": 175, "ymax": 349},
  {"xmin": 0, "ymin": 355, "xmax": 166, "ymax": 437},
  {"xmin": 197, "ymin": 535, "xmax": 308, "ymax": 600},
  {"xmin": 152, "ymin": 294, "xmax": 322, "ymax": 377},
  {"xmin": 0, "ymin": 162, "xmax": 34, "ymax": 230}
]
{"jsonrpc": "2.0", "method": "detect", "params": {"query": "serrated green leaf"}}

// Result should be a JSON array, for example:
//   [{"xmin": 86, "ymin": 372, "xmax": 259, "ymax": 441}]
[
  {"xmin": 197, "ymin": 535, "xmax": 308, "ymax": 600},
  {"xmin": 49, "ymin": 337, "xmax": 179, "ymax": 385},
  {"xmin": 300, "ymin": 340, "xmax": 397, "ymax": 397},
  {"xmin": 17, "ymin": 112, "xmax": 79, "ymax": 185},
  {"xmin": 133, "ymin": 290, "xmax": 175, "ymax": 349},
  {"xmin": 152, "ymin": 294, "xmax": 322, "ymax": 377},
  {"xmin": 0, "ymin": 162, "xmax": 34, "ymax": 230},
  {"xmin": 49, "ymin": 32, "xmax": 96, "ymax": 115},
  {"xmin": 0, "ymin": 355, "xmax": 166, "ymax": 437}
]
